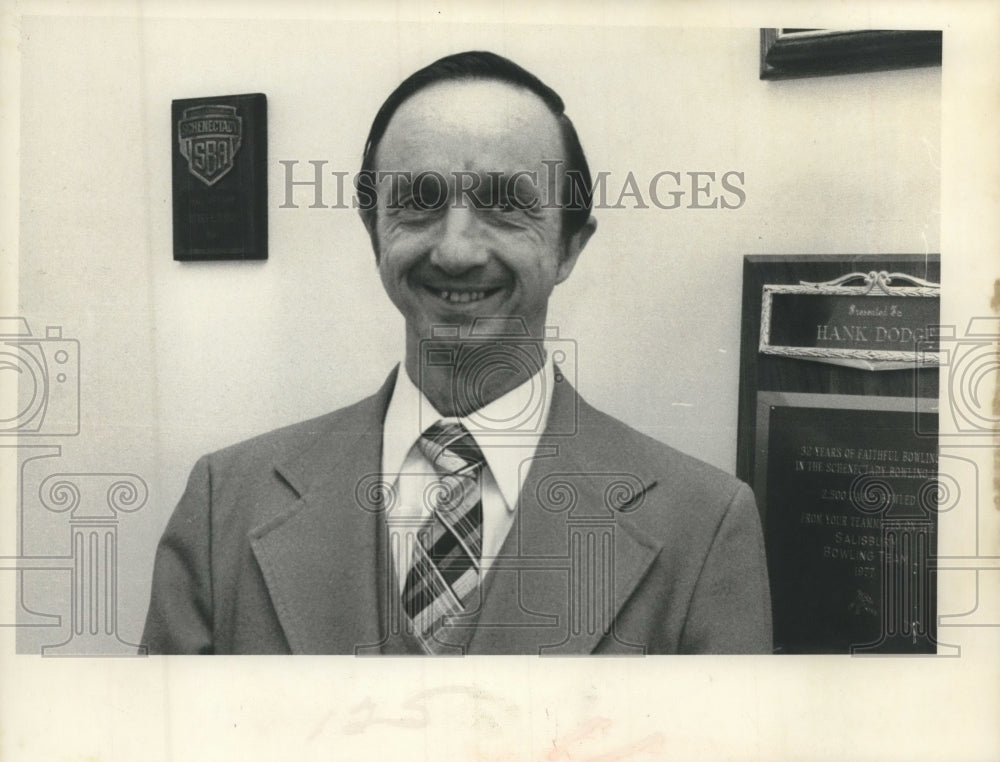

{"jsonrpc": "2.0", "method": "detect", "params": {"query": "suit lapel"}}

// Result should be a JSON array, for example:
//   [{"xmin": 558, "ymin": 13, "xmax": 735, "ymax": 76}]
[
  {"xmin": 247, "ymin": 368, "xmax": 663, "ymax": 655},
  {"xmin": 249, "ymin": 370, "xmax": 397, "ymax": 654},
  {"xmin": 468, "ymin": 376, "xmax": 662, "ymax": 655}
]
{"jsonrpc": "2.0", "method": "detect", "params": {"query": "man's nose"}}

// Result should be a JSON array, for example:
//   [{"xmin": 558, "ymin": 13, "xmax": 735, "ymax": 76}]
[{"xmin": 428, "ymin": 206, "xmax": 488, "ymax": 273}]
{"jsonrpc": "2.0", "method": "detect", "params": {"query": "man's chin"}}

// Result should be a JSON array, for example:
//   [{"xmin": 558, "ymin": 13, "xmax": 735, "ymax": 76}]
[{"xmin": 416, "ymin": 314, "xmax": 543, "ymax": 342}]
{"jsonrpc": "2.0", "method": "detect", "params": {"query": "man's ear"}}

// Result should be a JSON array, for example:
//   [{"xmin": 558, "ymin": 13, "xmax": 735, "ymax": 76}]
[
  {"xmin": 556, "ymin": 215, "xmax": 597, "ymax": 284},
  {"xmin": 358, "ymin": 208, "xmax": 380, "ymax": 261}
]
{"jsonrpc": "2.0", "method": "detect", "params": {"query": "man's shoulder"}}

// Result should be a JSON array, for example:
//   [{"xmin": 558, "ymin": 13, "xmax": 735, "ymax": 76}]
[
  {"xmin": 571, "ymin": 393, "xmax": 760, "ymax": 564},
  {"xmin": 205, "ymin": 373, "xmax": 395, "ymax": 472},
  {"xmin": 209, "ymin": 406, "xmax": 352, "ymax": 465},
  {"xmin": 574, "ymin": 392, "xmax": 747, "ymax": 504}
]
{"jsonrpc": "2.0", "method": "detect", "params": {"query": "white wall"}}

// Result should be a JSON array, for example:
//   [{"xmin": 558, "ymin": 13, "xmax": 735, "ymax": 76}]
[{"xmin": 15, "ymin": 18, "xmax": 939, "ymax": 644}]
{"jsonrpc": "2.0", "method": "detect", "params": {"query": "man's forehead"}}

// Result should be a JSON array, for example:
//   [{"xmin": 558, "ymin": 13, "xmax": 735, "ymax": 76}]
[{"xmin": 374, "ymin": 79, "xmax": 565, "ymax": 171}]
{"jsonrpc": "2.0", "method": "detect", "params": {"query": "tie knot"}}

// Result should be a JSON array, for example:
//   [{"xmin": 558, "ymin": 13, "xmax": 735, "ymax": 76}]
[{"xmin": 417, "ymin": 419, "xmax": 485, "ymax": 473}]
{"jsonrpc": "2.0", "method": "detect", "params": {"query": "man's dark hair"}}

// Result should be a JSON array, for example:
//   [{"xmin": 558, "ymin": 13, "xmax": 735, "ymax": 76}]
[{"xmin": 358, "ymin": 50, "xmax": 593, "ymax": 241}]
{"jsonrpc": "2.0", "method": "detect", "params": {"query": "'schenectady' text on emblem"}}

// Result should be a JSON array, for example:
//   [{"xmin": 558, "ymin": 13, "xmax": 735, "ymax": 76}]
[{"xmin": 178, "ymin": 104, "xmax": 243, "ymax": 186}]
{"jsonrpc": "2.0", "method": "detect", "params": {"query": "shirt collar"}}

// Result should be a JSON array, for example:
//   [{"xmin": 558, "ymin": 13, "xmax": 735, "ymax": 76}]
[{"xmin": 381, "ymin": 353, "xmax": 555, "ymax": 512}]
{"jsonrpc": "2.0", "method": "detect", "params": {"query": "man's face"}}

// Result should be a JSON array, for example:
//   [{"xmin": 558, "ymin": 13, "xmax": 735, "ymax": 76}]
[{"xmin": 366, "ymin": 79, "xmax": 594, "ymax": 347}]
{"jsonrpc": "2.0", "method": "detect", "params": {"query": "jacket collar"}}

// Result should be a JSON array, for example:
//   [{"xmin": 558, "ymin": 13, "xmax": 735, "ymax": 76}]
[{"xmin": 251, "ymin": 368, "xmax": 661, "ymax": 654}]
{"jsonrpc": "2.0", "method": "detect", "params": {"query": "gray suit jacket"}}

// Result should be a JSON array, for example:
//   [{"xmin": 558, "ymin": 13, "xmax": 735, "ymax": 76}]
[{"xmin": 142, "ymin": 369, "xmax": 772, "ymax": 654}]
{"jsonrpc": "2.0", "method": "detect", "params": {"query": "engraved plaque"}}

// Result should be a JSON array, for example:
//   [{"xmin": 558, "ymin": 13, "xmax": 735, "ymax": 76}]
[
  {"xmin": 757, "ymin": 395, "xmax": 938, "ymax": 654},
  {"xmin": 172, "ymin": 93, "xmax": 267, "ymax": 261}
]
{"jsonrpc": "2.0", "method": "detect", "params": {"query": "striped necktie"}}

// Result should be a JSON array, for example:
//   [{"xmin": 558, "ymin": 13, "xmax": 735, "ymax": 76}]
[{"xmin": 401, "ymin": 419, "xmax": 484, "ymax": 652}]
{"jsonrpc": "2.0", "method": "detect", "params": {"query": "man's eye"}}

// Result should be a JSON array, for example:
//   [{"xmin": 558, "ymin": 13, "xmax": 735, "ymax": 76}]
[
  {"xmin": 396, "ymin": 193, "xmax": 445, "ymax": 213},
  {"xmin": 489, "ymin": 199, "xmax": 518, "ymax": 212},
  {"xmin": 476, "ymin": 194, "xmax": 526, "ymax": 213},
  {"xmin": 407, "ymin": 177, "xmax": 448, "ymax": 210}
]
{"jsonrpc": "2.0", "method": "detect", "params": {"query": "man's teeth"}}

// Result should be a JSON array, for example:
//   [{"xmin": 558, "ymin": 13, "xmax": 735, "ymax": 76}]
[{"xmin": 438, "ymin": 289, "xmax": 490, "ymax": 303}]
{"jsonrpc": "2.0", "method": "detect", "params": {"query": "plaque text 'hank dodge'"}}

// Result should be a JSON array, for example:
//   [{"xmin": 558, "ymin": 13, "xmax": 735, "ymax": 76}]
[{"xmin": 759, "ymin": 270, "xmax": 940, "ymax": 371}]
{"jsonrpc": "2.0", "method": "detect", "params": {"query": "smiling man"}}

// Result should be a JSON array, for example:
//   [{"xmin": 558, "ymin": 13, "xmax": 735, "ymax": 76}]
[
  {"xmin": 142, "ymin": 51, "xmax": 772, "ymax": 655},
  {"xmin": 365, "ymin": 76, "xmax": 591, "ymax": 418}
]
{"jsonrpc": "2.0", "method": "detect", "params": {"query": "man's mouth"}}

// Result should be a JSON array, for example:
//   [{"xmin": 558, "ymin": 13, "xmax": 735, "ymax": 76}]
[{"xmin": 425, "ymin": 286, "xmax": 505, "ymax": 304}]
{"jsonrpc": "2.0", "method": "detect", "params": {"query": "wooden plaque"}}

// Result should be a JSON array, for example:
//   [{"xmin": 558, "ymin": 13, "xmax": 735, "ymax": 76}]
[{"xmin": 737, "ymin": 254, "xmax": 941, "ymax": 654}]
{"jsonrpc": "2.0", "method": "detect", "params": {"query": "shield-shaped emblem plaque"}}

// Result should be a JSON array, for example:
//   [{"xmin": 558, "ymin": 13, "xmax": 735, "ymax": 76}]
[{"xmin": 178, "ymin": 104, "xmax": 243, "ymax": 186}]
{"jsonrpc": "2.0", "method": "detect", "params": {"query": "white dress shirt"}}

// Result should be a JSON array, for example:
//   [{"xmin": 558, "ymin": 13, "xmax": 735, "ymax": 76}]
[{"xmin": 380, "ymin": 354, "xmax": 555, "ymax": 589}]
